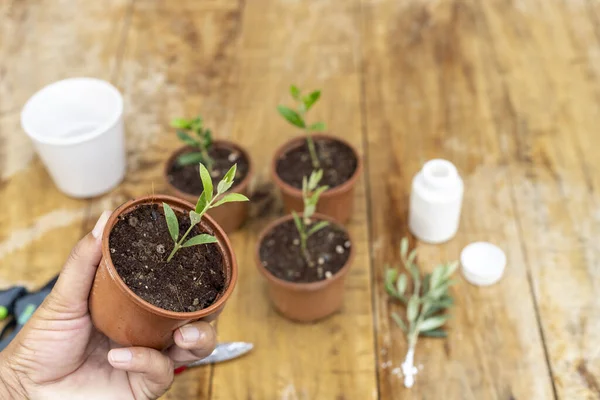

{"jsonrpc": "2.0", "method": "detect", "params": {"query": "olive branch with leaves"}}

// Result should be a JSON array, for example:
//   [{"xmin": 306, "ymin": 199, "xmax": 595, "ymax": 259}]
[
  {"xmin": 163, "ymin": 163, "xmax": 249, "ymax": 262},
  {"xmin": 292, "ymin": 169, "xmax": 329, "ymax": 266},
  {"xmin": 277, "ymin": 85, "xmax": 326, "ymax": 169},
  {"xmin": 171, "ymin": 115, "xmax": 214, "ymax": 171},
  {"xmin": 385, "ymin": 238, "xmax": 458, "ymax": 388}
]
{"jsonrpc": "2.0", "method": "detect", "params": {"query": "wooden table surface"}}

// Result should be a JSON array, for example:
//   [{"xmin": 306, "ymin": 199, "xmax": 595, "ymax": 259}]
[{"xmin": 1, "ymin": 0, "xmax": 599, "ymax": 398}]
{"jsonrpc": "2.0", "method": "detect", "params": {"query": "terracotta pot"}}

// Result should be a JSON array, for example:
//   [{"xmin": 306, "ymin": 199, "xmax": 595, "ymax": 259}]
[
  {"xmin": 272, "ymin": 134, "xmax": 362, "ymax": 224},
  {"xmin": 164, "ymin": 140, "xmax": 253, "ymax": 233},
  {"xmin": 89, "ymin": 195, "xmax": 237, "ymax": 350},
  {"xmin": 255, "ymin": 214, "xmax": 354, "ymax": 322}
]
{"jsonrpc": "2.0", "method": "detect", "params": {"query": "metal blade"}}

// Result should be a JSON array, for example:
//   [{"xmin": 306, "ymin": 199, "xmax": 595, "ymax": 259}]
[{"xmin": 186, "ymin": 342, "xmax": 253, "ymax": 367}]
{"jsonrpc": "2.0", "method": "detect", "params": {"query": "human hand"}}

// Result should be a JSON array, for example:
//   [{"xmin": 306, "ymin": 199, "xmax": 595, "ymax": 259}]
[{"xmin": 0, "ymin": 211, "xmax": 217, "ymax": 400}]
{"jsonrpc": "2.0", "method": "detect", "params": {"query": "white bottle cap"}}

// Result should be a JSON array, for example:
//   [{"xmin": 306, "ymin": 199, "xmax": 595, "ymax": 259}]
[{"xmin": 460, "ymin": 242, "xmax": 506, "ymax": 286}]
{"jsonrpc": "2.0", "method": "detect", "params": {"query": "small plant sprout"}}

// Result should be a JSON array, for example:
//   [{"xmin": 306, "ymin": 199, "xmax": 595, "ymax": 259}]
[
  {"xmin": 292, "ymin": 169, "xmax": 329, "ymax": 266},
  {"xmin": 163, "ymin": 163, "xmax": 249, "ymax": 262},
  {"xmin": 277, "ymin": 85, "xmax": 326, "ymax": 169},
  {"xmin": 171, "ymin": 115, "xmax": 214, "ymax": 170},
  {"xmin": 384, "ymin": 238, "xmax": 458, "ymax": 388}
]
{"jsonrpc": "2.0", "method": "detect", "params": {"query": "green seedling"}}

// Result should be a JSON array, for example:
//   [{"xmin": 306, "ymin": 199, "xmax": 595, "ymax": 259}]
[
  {"xmin": 171, "ymin": 115, "xmax": 214, "ymax": 170},
  {"xmin": 384, "ymin": 237, "xmax": 458, "ymax": 388},
  {"xmin": 163, "ymin": 163, "xmax": 249, "ymax": 262},
  {"xmin": 291, "ymin": 169, "xmax": 329, "ymax": 266},
  {"xmin": 277, "ymin": 85, "xmax": 326, "ymax": 169}
]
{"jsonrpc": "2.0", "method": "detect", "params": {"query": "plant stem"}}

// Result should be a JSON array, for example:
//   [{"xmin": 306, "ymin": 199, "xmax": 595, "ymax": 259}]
[
  {"xmin": 305, "ymin": 133, "xmax": 320, "ymax": 169},
  {"xmin": 299, "ymin": 232, "xmax": 313, "ymax": 267},
  {"xmin": 401, "ymin": 334, "xmax": 418, "ymax": 388},
  {"xmin": 167, "ymin": 223, "xmax": 197, "ymax": 262}
]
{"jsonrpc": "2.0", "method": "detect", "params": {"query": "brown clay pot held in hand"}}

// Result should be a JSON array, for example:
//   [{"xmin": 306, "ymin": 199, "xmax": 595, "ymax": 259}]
[
  {"xmin": 164, "ymin": 140, "xmax": 253, "ymax": 233},
  {"xmin": 255, "ymin": 213, "xmax": 354, "ymax": 322},
  {"xmin": 89, "ymin": 195, "xmax": 237, "ymax": 350},
  {"xmin": 272, "ymin": 134, "xmax": 362, "ymax": 224}
]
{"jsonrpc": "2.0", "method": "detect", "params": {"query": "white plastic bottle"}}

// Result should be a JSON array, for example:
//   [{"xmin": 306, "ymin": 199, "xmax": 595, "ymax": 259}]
[{"xmin": 409, "ymin": 159, "xmax": 464, "ymax": 244}]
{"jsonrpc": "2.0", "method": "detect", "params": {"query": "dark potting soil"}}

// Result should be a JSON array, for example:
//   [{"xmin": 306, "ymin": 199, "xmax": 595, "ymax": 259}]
[
  {"xmin": 259, "ymin": 219, "xmax": 351, "ymax": 283},
  {"xmin": 275, "ymin": 138, "xmax": 358, "ymax": 189},
  {"xmin": 109, "ymin": 204, "xmax": 225, "ymax": 312},
  {"xmin": 167, "ymin": 145, "xmax": 250, "ymax": 195}
]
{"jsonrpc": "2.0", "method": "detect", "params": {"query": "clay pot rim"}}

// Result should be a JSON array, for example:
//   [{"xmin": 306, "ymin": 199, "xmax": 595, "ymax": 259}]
[
  {"xmin": 271, "ymin": 134, "xmax": 362, "ymax": 197},
  {"xmin": 101, "ymin": 194, "xmax": 238, "ymax": 320},
  {"xmin": 255, "ymin": 213, "xmax": 354, "ymax": 292},
  {"xmin": 163, "ymin": 139, "xmax": 254, "ymax": 203}
]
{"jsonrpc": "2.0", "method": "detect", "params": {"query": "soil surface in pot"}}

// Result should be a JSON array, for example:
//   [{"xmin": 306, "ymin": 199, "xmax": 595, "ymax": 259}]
[
  {"xmin": 109, "ymin": 204, "xmax": 225, "ymax": 312},
  {"xmin": 276, "ymin": 137, "xmax": 358, "ymax": 189},
  {"xmin": 167, "ymin": 146, "xmax": 250, "ymax": 195},
  {"xmin": 259, "ymin": 219, "xmax": 351, "ymax": 283}
]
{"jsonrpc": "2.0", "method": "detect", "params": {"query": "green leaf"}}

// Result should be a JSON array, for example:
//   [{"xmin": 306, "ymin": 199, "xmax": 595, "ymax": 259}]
[
  {"xmin": 308, "ymin": 169, "xmax": 323, "ymax": 191},
  {"xmin": 420, "ymin": 329, "xmax": 447, "ymax": 338},
  {"xmin": 444, "ymin": 261, "xmax": 459, "ymax": 278},
  {"xmin": 171, "ymin": 118, "xmax": 192, "ymax": 129},
  {"xmin": 400, "ymin": 237, "xmax": 409, "ymax": 260},
  {"xmin": 195, "ymin": 191, "xmax": 208, "ymax": 214},
  {"xmin": 407, "ymin": 296, "xmax": 419, "ymax": 322},
  {"xmin": 199, "ymin": 163, "xmax": 214, "ymax": 203},
  {"xmin": 277, "ymin": 105, "xmax": 305, "ymax": 128},
  {"xmin": 290, "ymin": 85, "xmax": 300, "ymax": 99},
  {"xmin": 307, "ymin": 220, "xmax": 329, "ymax": 237},
  {"xmin": 384, "ymin": 268, "xmax": 399, "ymax": 297},
  {"xmin": 423, "ymin": 273, "xmax": 431, "ymax": 293},
  {"xmin": 302, "ymin": 90, "xmax": 321, "ymax": 111},
  {"xmin": 181, "ymin": 234, "xmax": 218, "ymax": 248},
  {"xmin": 189, "ymin": 211, "xmax": 201, "ymax": 226},
  {"xmin": 308, "ymin": 122, "xmax": 326, "ymax": 131},
  {"xmin": 223, "ymin": 164, "xmax": 237, "ymax": 183},
  {"xmin": 304, "ymin": 204, "xmax": 316, "ymax": 220},
  {"xmin": 407, "ymin": 249, "xmax": 417, "ymax": 266},
  {"xmin": 396, "ymin": 273, "xmax": 407, "ymax": 296},
  {"xmin": 302, "ymin": 176, "xmax": 309, "ymax": 198},
  {"xmin": 177, "ymin": 152, "xmax": 205, "ymax": 166},
  {"xmin": 419, "ymin": 315, "xmax": 450, "ymax": 332},
  {"xmin": 217, "ymin": 179, "xmax": 233, "ymax": 195},
  {"xmin": 391, "ymin": 312, "xmax": 408, "ymax": 333},
  {"xmin": 310, "ymin": 186, "xmax": 329, "ymax": 205},
  {"xmin": 292, "ymin": 211, "xmax": 304, "ymax": 235},
  {"xmin": 429, "ymin": 265, "xmax": 445, "ymax": 291},
  {"xmin": 177, "ymin": 130, "xmax": 199, "ymax": 147},
  {"xmin": 428, "ymin": 283, "xmax": 449, "ymax": 300},
  {"xmin": 212, "ymin": 193, "xmax": 250, "ymax": 208},
  {"xmin": 163, "ymin": 203, "xmax": 179, "ymax": 242}
]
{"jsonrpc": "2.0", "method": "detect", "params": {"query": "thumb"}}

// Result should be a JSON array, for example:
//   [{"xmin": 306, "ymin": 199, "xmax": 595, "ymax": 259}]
[{"xmin": 49, "ymin": 211, "xmax": 111, "ymax": 312}]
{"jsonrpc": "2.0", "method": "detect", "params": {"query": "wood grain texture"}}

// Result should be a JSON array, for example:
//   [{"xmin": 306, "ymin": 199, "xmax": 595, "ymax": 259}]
[{"xmin": 1, "ymin": 0, "xmax": 599, "ymax": 399}]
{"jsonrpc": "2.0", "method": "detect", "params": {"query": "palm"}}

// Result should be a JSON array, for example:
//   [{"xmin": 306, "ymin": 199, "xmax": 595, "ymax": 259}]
[{"xmin": 10, "ymin": 299, "xmax": 147, "ymax": 400}]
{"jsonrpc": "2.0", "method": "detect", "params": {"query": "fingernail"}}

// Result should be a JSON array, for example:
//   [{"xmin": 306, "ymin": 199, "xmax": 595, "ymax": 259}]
[
  {"xmin": 179, "ymin": 325, "xmax": 200, "ymax": 343},
  {"xmin": 109, "ymin": 349, "xmax": 132, "ymax": 363},
  {"xmin": 92, "ymin": 211, "xmax": 111, "ymax": 239}
]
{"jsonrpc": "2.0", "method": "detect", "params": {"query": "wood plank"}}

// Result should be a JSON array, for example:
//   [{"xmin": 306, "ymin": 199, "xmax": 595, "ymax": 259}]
[
  {"xmin": 85, "ymin": 1, "xmax": 248, "ymax": 397},
  {"xmin": 209, "ymin": 0, "xmax": 378, "ymax": 399},
  {"xmin": 360, "ymin": 0, "xmax": 555, "ymax": 398},
  {"xmin": 478, "ymin": 0, "xmax": 600, "ymax": 397},
  {"xmin": 0, "ymin": 0, "xmax": 130, "ymax": 287}
]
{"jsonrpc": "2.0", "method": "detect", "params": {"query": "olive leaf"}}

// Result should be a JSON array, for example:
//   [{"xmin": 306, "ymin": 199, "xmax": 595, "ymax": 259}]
[
  {"xmin": 163, "ymin": 203, "xmax": 179, "ymax": 242},
  {"xmin": 165, "ymin": 162, "xmax": 249, "ymax": 262},
  {"xmin": 292, "ymin": 170, "xmax": 330, "ymax": 267},
  {"xmin": 277, "ymin": 105, "xmax": 305, "ymax": 128},
  {"xmin": 177, "ymin": 152, "xmax": 206, "ymax": 167},
  {"xmin": 385, "ymin": 237, "xmax": 457, "ymax": 373},
  {"xmin": 302, "ymin": 90, "xmax": 321, "ymax": 111},
  {"xmin": 309, "ymin": 122, "xmax": 326, "ymax": 131},
  {"xmin": 182, "ymin": 234, "xmax": 218, "ymax": 248}
]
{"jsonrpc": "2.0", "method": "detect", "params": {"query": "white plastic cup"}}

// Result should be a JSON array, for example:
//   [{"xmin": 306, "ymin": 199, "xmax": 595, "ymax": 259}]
[
  {"xmin": 409, "ymin": 159, "xmax": 464, "ymax": 243},
  {"xmin": 21, "ymin": 78, "xmax": 125, "ymax": 198}
]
